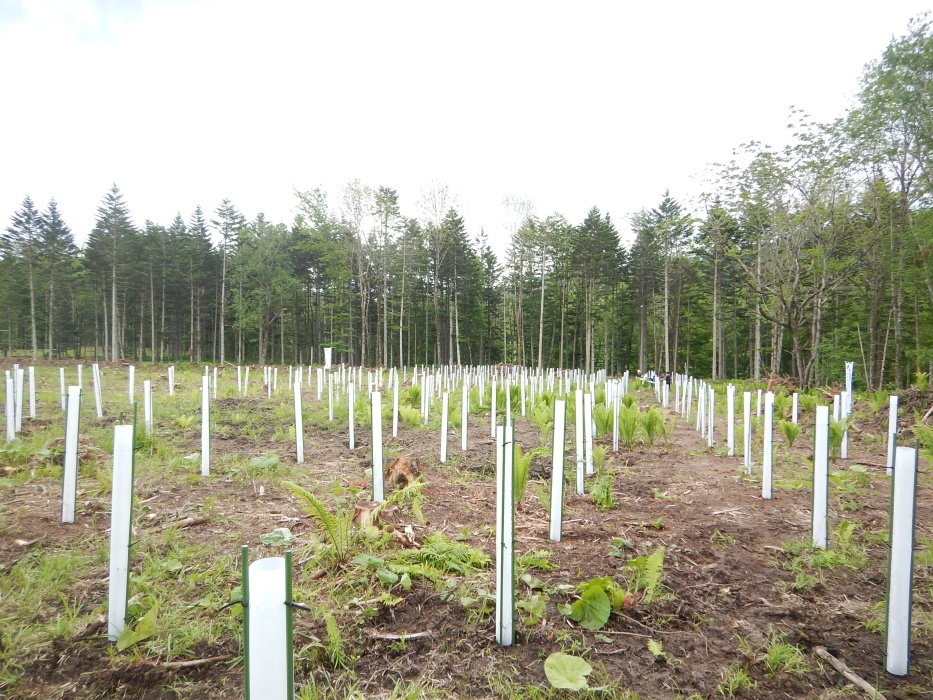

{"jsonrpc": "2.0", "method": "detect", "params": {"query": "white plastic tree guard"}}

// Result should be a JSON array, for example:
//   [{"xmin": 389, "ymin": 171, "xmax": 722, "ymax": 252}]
[
  {"xmin": 372, "ymin": 391, "xmax": 383, "ymax": 502},
  {"xmin": 885, "ymin": 446, "xmax": 918, "ymax": 676},
  {"xmin": 92, "ymin": 363, "xmax": 104, "ymax": 418},
  {"xmin": 583, "ymin": 393, "xmax": 594, "ymax": 476},
  {"xmin": 348, "ymin": 382, "xmax": 355, "ymax": 449},
  {"xmin": 762, "ymin": 392, "xmax": 774, "ymax": 500},
  {"xmin": 461, "ymin": 382, "xmax": 468, "ymax": 452},
  {"xmin": 575, "ymin": 390, "xmax": 584, "ymax": 495},
  {"xmin": 4, "ymin": 372, "xmax": 13, "ymax": 442},
  {"xmin": 727, "ymin": 384, "xmax": 735, "ymax": 457},
  {"xmin": 812, "ymin": 405, "xmax": 830, "ymax": 549},
  {"xmin": 14, "ymin": 366, "xmax": 23, "ymax": 433},
  {"xmin": 792, "ymin": 392, "xmax": 798, "ymax": 424},
  {"xmin": 743, "ymin": 391, "xmax": 752, "ymax": 472},
  {"xmin": 108, "ymin": 424, "xmax": 135, "ymax": 642},
  {"xmin": 294, "ymin": 380, "xmax": 304, "ymax": 464},
  {"xmin": 495, "ymin": 421, "xmax": 515, "ymax": 647},
  {"xmin": 200, "ymin": 375, "xmax": 210, "ymax": 477},
  {"xmin": 128, "ymin": 365, "xmax": 135, "ymax": 405},
  {"xmin": 168, "ymin": 365, "xmax": 175, "ymax": 396},
  {"xmin": 327, "ymin": 374, "xmax": 334, "ymax": 422},
  {"xmin": 440, "ymin": 392, "xmax": 449, "ymax": 463},
  {"xmin": 244, "ymin": 551, "xmax": 293, "ymax": 699},
  {"xmin": 59, "ymin": 367, "xmax": 66, "ymax": 410},
  {"xmin": 62, "ymin": 386, "xmax": 81, "ymax": 523},
  {"xmin": 707, "ymin": 387, "xmax": 714, "ymax": 448},
  {"xmin": 143, "ymin": 380, "xmax": 153, "ymax": 435},
  {"xmin": 887, "ymin": 395, "xmax": 898, "ymax": 476},
  {"xmin": 392, "ymin": 373, "xmax": 400, "ymax": 439},
  {"xmin": 324, "ymin": 346, "xmax": 332, "ymax": 370},
  {"xmin": 550, "ymin": 400, "xmax": 566, "ymax": 543},
  {"xmin": 490, "ymin": 380, "xmax": 497, "ymax": 438},
  {"xmin": 27, "ymin": 366, "xmax": 35, "ymax": 419}
]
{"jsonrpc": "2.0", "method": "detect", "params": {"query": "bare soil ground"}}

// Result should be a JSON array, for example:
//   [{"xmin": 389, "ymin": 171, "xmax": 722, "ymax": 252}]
[{"xmin": 1, "ymin": 365, "xmax": 932, "ymax": 699}]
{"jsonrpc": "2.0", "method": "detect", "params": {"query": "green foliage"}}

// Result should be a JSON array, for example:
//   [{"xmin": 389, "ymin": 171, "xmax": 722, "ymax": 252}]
[
  {"xmin": 385, "ymin": 478, "xmax": 427, "ymax": 525},
  {"xmin": 516, "ymin": 593, "xmax": 549, "ymax": 627},
  {"xmin": 772, "ymin": 392, "xmax": 790, "ymax": 420},
  {"xmin": 530, "ymin": 403, "xmax": 553, "ymax": 446},
  {"xmin": 760, "ymin": 629, "xmax": 809, "ymax": 676},
  {"xmin": 391, "ymin": 532, "xmax": 489, "ymax": 577},
  {"xmin": 560, "ymin": 580, "xmax": 612, "ymax": 630},
  {"xmin": 621, "ymin": 395, "xmax": 636, "ymax": 409},
  {"xmin": 248, "ymin": 453, "xmax": 280, "ymax": 472},
  {"xmin": 914, "ymin": 370, "xmax": 929, "ymax": 391},
  {"xmin": 593, "ymin": 405, "xmax": 612, "ymax": 437},
  {"xmin": 516, "ymin": 549, "xmax": 555, "ymax": 572},
  {"xmin": 829, "ymin": 419, "xmax": 845, "ymax": 458},
  {"xmin": 618, "ymin": 405, "xmax": 639, "ymax": 448},
  {"xmin": 592, "ymin": 444, "xmax": 609, "ymax": 470},
  {"xmin": 798, "ymin": 393, "xmax": 817, "ymax": 413},
  {"xmin": 544, "ymin": 652, "xmax": 592, "ymax": 691},
  {"xmin": 116, "ymin": 602, "xmax": 159, "ymax": 651},
  {"xmin": 284, "ymin": 482, "xmax": 355, "ymax": 563},
  {"xmin": 397, "ymin": 405, "xmax": 421, "ymax": 428},
  {"xmin": 513, "ymin": 444, "xmax": 533, "ymax": 505},
  {"xmin": 778, "ymin": 420, "xmax": 801, "ymax": 447},
  {"xmin": 642, "ymin": 407, "xmax": 664, "ymax": 446},
  {"xmin": 622, "ymin": 547, "xmax": 666, "ymax": 604},
  {"xmin": 591, "ymin": 472, "xmax": 615, "ymax": 510},
  {"xmin": 717, "ymin": 664, "xmax": 756, "ymax": 698},
  {"xmin": 647, "ymin": 638, "xmax": 665, "ymax": 660},
  {"xmin": 911, "ymin": 422, "xmax": 933, "ymax": 463}
]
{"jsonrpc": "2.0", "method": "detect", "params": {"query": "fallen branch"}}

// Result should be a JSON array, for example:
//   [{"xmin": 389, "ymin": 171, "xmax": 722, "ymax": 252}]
[
  {"xmin": 135, "ymin": 654, "xmax": 234, "ymax": 670},
  {"xmin": 160, "ymin": 516, "xmax": 209, "ymax": 531},
  {"xmin": 813, "ymin": 646, "xmax": 886, "ymax": 700},
  {"xmin": 367, "ymin": 630, "xmax": 433, "ymax": 641}
]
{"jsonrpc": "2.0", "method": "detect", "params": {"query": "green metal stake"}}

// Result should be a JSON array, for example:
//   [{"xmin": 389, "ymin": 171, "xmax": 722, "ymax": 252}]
[
  {"xmin": 242, "ymin": 545, "xmax": 250, "ymax": 700},
  {"xmin": 285, "ymin": 550, "xmax": 294, "ymax": 700}
]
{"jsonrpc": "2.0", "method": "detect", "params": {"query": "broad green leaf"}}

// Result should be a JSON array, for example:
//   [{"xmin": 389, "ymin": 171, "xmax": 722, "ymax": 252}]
[
  {"xmin": 544, "ymin": 652, "xmax": 592, "ymax": 690},
  {"xmin": 248, "ymin": 454, "xmax": 280, "ymax": 470},
  {"xmin": 352, "ymin": 553, "xmax": 384, "ymax": 569},
  {"xmin": 259, "ymin": 527, "xmax": 295, "ymax": 546},
  {"xmin": 376, "ymin": 568, "xmax": 399, "ymax": 584},
  {"xmin": 564, "ymin": 582, "xmax": 611, "ymax": 630},
  {"xmin": 116, "ymin": 603, "xmax": 158, "ymax": 651}
]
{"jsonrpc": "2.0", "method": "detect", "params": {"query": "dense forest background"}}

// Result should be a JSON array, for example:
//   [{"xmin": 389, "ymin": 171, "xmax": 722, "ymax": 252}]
[{"xmin": 3, "ymin": 17, "xmax": 933, "ymax": 389}]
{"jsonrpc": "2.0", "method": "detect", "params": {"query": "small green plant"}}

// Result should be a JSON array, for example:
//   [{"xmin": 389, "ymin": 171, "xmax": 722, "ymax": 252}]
[
  {"xmin": 516, "ymin": 592, "xmax": 549, "ymax": 626},
  {"xmin": 558, "ymin": 576, "xmax": 626, "ymax": 630},
  {"xmin": 711, "ymin": 530, "xmax": 737, "ymax": 547},
  {"xmin": 829, "ymin": 419, "xmax": 846, "ymax": 458},
  {"xmin": 618, "ymin": 405, "xmax": 639, "ymax": 447},
  {"xmin": 284, "ymin": 482, "xmax": 355, "ymax": 563},
  {"xmin": 914, "ymin": 370, "xmax": 929, "ymax": 391},
  {"xmin": 760, "ymin": 628, "xmax": 809, "ymax": 676},
  {"xmin": 621, "ymin": 546, "xmax": 666, "ymax": 603},
  {"xmin": 516, "ymin": 548, "xmax": 555, "ymax": 572},
  {"xmin": 513, "ymin": 444, "xmax": 533, "ymax": 505},
  {"xmin": 778, "ymin": 420, "xmax": 801, "ymax": 447},
  {"xmin": 649, "ymin": 517, "xmax": 665, "ymax": 531},
  {"xmin": 621, "ymin": 394, "xmax": 636, "ymax": 409},
  {"xmin": 592, "ymin": 444, "xmax": 609, "ymax": 470},
  {"xmin": 544, "ymin": 652, "xmax": 592, "ymax": 691},
  {"xmin": 647, "ymin": 638, "xmax": 666, "ymax": 661},
  {"xmin": 592, "ymin": 405, "xmax": 612, "ymax": 438},
  {"xmin": 642, "ymin": 407, "xmax": 664, "ymax": 446},
  {"xmin": 591, "ymin": 472, "xmax": 615, "ymax": 510},
  {"xmin": 530, "ymin": 403, "xmax": 554, "ymax": 446},
  {"xmin": 717, "ymin": 664, "xmax": 756, "ymax": 698},
  {"xmin": 530, "ymin": 482, "xmax": 550, "ymax": 514}
]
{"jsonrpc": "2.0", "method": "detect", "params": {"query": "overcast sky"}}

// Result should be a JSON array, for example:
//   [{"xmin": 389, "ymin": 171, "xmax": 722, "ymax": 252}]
[{"xmin": 1, "ymin": 0, "xmax": 929, "ymax": 256}]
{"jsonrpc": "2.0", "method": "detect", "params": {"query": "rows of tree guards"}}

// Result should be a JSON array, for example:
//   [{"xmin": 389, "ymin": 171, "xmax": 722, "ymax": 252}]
[{"xmin": 2, "ymin": 16, "xmax": 933, "ymax": 389}]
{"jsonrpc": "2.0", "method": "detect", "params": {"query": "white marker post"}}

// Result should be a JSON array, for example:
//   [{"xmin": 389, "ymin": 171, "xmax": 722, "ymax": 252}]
[
  {"xmin": 200, "ymin": 375, "xmax": 210, "ymax": 477},
  {"xmin": 792, "ymin": 392, "xmax": 798, "ymax": 424},
  {"xmin": 246, "ymin": 555, "xmax": 291, "ymax": 699},
  {"xmin": 495, "ymin": 420, "xmax": 514, "ymax": 647},
  {"xmin": 14, "ymin": 366, "xmax": 23, "ymax": 433},
  {"xmin": 92, "ymin": 363, "xmax": 104, "ymax": 418},
  {"xmin": 707, "ymin": 387, "xmax": 715, "ymax": 448},
  {"xmin": 62, "ymin": 386, "xmax": 81, "ymax": 523},
  {"xmin": 812, "ymin": 406, "xmax": 830, "ymax": 549},
  {"xmin": 27, "ymin": 366, "xmax": 35, "ymax": 419},
  {"xmin": 461, "ymin": 382, "xmax": 468, "ymax": 451},
  {"xmin": 886, "ymin": 446, "xmax": 918, "ymax": 676},
  {"xmin": 392, "ymin": 373, "xmax": 400, "ymax": 439},
  {"xmin": 294, "ymin": 380, "xmax": 304, "ymax": 464},
  {"xmin": 841, "ymin": 390, "xmax": 849, "ymax": 459},
  {"xmin": 490, "ymin": 380, "xmax": 497, "ymax": 438},
  {"xmin": 575, "ymin": 390, "xmax": 584, "ymax": 494},
  {"xmin": 727, "ymin": 384, "xmax": 735, "ymax": 457},
  {"xmin": 372, "ymin": 391, "xmax": 383, "ymax": 502},
  {"xmin": 440, "ymin": 392, "xmax": 449, "ymax": 463},
  {"xmin": 743, "ymin": 391, "xmax": 752, "ymax": 472},
  {"xmin": 107, "ymin": 424, "xmax": 135, "ymax": 642},
  {"xmin": 762, "ymin": 392, "xmax": 774, "ymax": 499},
  {"xmin": 550, "ymin": 400, "xmax": 566, "ymax": 542},
  {"xmin": 887, "ymin": 395, "xmax": 898, "ymax": 476},
  {"xmin": 143, "ymin": 380, "xmax": 153, "ymax": 435},
  {"xmin": 348, "ymin": 382, "xmax": 356, "ymax": 449},
  {"xmin": 59, "ymin": 367, "xmax": 66, "ymax": 410},
  {"xmin": 583, "ymin": 393, "xmax": 594, "ymax": 476},
  {"xmin": 168, "ymin": 365, "xmax": 175, "ymax": 396},
  {"xmin": 4, "ymin": 372, "xmax": 13, "ymax": 442},
  {"xmin": 128, "ymin": 365, "xmax": 135, "ymax": 405}
]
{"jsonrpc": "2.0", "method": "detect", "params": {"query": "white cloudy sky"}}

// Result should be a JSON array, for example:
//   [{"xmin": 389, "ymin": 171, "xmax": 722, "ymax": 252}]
[{"xmin": 0, "ymin": 0, "xmax": 928, "ymax": 255}]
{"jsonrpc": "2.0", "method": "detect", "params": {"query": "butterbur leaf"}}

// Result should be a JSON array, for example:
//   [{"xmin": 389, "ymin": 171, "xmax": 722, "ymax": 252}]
[
  {"xmin": 248, "ymin": 454, "xmax": 280, "ymax": 470},
  {"xmin": 376, "ymin": 568, "xmax": 399, "ymax": 584},
  {"xmin": 544, "ymin": 652, "xmax": 592, "ymax": 690},
  {"xmin": 564, "ymin": 582, "xmax": 611, "ymax": 630},
  {"xmin": 116, "ymin": 603, "xmax": 158, "ymax": 651},
  {"xmin": 259, "ymin": 527, "xmax": 295, "ymax": 546}
]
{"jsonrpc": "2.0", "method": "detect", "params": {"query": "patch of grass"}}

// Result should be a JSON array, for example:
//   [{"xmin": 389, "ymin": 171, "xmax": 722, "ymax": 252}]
[
  {"xmin": 717, "ymin": 664, "xmax": 756, "ymax": 698},
  {"xmin": 760, "ymin": 628, "xmax": 809, "ymax": 676}
]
